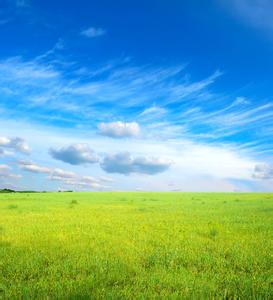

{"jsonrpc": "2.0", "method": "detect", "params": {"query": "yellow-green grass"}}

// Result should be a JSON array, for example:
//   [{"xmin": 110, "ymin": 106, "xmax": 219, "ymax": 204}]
[{"xmin": 0, "ymin": 192, "xmax": 272, "ymax": 299}]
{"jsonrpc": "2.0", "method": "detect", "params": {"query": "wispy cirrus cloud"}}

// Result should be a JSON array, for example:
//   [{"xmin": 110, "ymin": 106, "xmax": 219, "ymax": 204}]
[
  {"xmin": 139, "ymin": 105, "xmax": 167, "ymax": 119},
  {"xmin": 0, "ymin": 55, "xmax": 217, "ymax": 112},
  {"xmin": 0, "ymin": 57, "xmax": 60, "ymax": 82},
  {"xmin": 0, "ymin": 54, "xmax": 229, "ymax": 145},
  {"xmin": 1, "ymin": 52, "xmax": 273, "ymax": 159}
]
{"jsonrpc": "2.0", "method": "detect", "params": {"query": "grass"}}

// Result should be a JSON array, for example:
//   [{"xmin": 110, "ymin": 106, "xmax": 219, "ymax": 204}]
[{"xmin": 0, "ymin": 192, "xmax": 272, "ymax": 299}]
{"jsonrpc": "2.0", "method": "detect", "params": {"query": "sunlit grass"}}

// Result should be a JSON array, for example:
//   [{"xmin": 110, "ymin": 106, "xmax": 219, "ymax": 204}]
[{"xmin": 0, "ymin": 192, "xmax": 272, "ymax": 299}]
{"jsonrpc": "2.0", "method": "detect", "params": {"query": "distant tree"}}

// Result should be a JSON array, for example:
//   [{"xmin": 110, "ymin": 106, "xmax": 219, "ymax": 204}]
[{"xmin": 0, "ymin": 188, "xmax": 16, "ymax": 193}]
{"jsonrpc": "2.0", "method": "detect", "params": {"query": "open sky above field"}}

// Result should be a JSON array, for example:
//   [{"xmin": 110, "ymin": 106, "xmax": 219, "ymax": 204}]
[{"xmin": 0, "ymin": 0, "xmax": 273, "ymax": 192}]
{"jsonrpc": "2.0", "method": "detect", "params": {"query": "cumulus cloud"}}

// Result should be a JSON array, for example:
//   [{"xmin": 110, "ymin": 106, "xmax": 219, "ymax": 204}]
[
  {"xmin": 49, "ymin": 144, "xmax": 98, "ymax": 165},
  {"xmin": 0, "ymin": 136, "xmax": 31, "ymax": 154},
  {"xmin": 252, "ymin": 164, "xmax": 273, "ymax": 180},
  {"xmin": 98, "ymin": 121, "xmax": 140, "ymax": 138},
  {"xmin": 18, "ymin": 160, "xmax": 51, "ymax": 174},
  {"xmin": 100, "ymin": 152, "xmax": 171, "ymax": 175},
  {"xmin": 81, "ymin": 27, "xmax": 106, "ymax": 38}
]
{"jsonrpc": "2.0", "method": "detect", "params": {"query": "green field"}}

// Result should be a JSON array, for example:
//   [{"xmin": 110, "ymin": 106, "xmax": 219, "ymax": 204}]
[{"xmin": 0, "ymin": 192, "xmax": 272, "ymax": 299}]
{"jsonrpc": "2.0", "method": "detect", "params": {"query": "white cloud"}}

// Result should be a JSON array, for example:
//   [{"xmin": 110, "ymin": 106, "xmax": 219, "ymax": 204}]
[
  {"xmin": 18, "ymin": 160, "xmax": 51, "ymax": 174},
  {"xmin": 170, "ymin": 141, "xmax": 257, "ymax": 180},
  {"xmin": 49, "ymin": 144, "xmax": 98, "ymax": 165},
  {"xmin": 233, "ymin": 96, "xmax": 250, "ymax": 106},
  {"xmin": 1, "ymin": 119, "xmax": 261, "ymax": 180},
  {"xmin": 98, "ymin": 121, "xmax": 140, "ymax": 138},
  {"xmin": 81, "ymin": 27, "xmax": 106, "ymax": 38},
  {"xmin": 49, "ymin": 168, "xmax": 77, "ymax": 181},
  {"xmin": 62, "ymin": 178, "xmax": 105, "ymax": 189},
  {"xmin": 1, "ymin": 46, "xmax": 272, "ymax": 192},
  {"xmin": 174, "ymin": 101, "xmax": 273, "ymax": 141},
  {"xmin": 0, "ymin": 55, "xmax": 223, "ymax": 120},
  {"xmin": 0, "ymin": 148, "xmax": 13, "ymax": 156},
  {"xmin": 16, "ymin": 159, "xmax": 111, "ymax": 190},
  {"xmin": 139, "ymin": 105, "xmax": 167, "ymax": 119},
  {"xmin": 100, "ymin": 152, "xmax": 172, "ymax": 175},
  {"xmin": 252, "ymin": 164, "xmax": 273, "ymax": 180},
  {"xmin": 0, "ymin": 57, "xmax": 59, "ymax": 81},
  {"xmin": 168, "ymin": 70, "xmax": 222, "ymax": 102},
  {"xmin": 49, "ymin": 170, "xmax": 108, "ymax": 190},
  {"xmin": 0, "ymin": 136, "xmax": 31, "ymax": 154}
]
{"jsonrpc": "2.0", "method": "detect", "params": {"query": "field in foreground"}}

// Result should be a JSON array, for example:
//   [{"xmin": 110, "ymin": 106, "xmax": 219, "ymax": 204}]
[{"xmin": 0, "ymin": 192, "xmax": 272, "ymax": 299}]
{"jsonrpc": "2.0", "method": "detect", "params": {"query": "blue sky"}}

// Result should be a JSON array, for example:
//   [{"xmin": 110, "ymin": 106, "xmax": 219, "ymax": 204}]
[{"xmin": 0, "ymin": 0, "xmax": 273, "ymax": 191}]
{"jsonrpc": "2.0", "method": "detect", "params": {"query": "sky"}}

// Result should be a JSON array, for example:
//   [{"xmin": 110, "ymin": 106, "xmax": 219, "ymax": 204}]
[{"xmin": 0, "ymin": 0, "xmax": 273, "ymax": 192}]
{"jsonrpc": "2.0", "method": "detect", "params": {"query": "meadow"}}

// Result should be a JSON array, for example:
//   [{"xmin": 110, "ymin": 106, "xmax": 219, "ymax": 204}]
[{"xmin": 0, "ymin": 192, "xmax": 272, "ymax": 299}]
